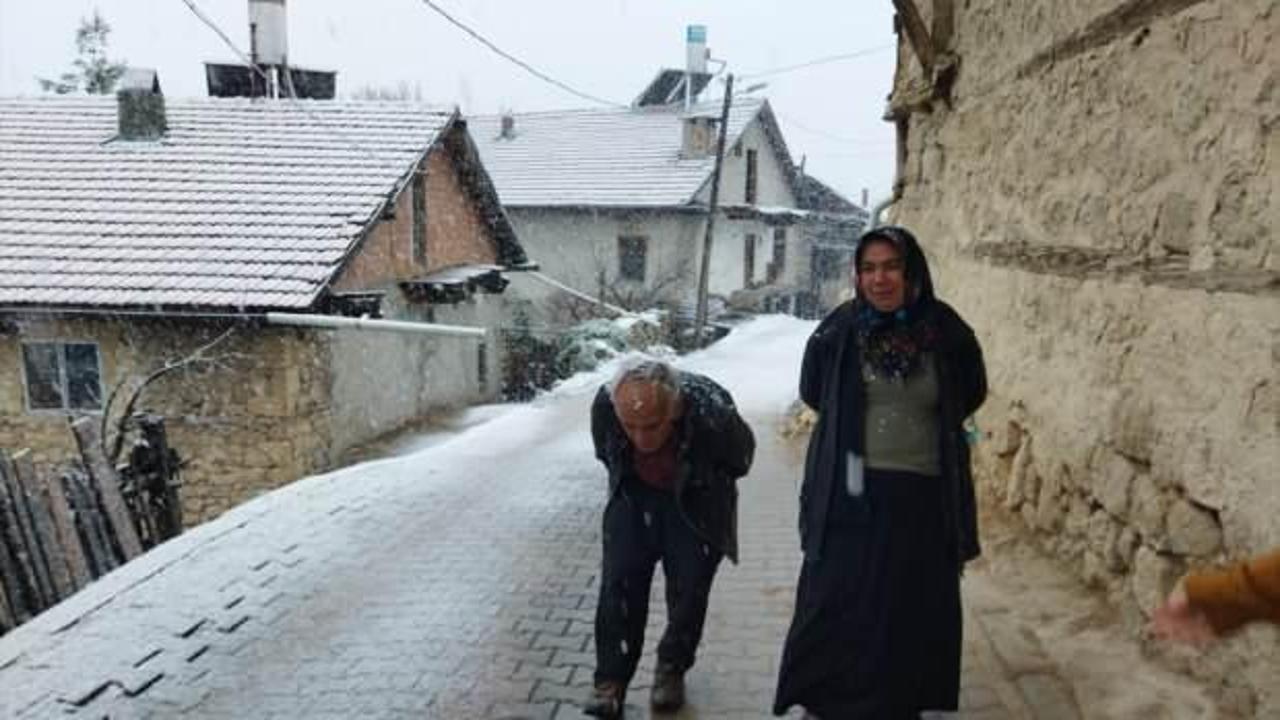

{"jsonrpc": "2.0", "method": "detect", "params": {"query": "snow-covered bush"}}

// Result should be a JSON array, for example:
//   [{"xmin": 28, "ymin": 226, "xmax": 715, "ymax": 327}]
[
  {"xmin": 555, "ymin": 319, "xmax": 629, "ymax": 373},
  {"xmin": 555, "ymin": 310, "xmax": 673, "ymax": 375}
]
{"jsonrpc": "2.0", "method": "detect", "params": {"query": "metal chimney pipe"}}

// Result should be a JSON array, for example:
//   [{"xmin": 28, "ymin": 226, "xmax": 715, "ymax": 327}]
[{"xmin": 248, "ymin": 0, "xmax": 288, "ymax": 67}]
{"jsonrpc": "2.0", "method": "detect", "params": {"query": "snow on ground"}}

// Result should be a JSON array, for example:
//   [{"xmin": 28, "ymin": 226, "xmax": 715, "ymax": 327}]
[
  {"xmin": 383, "ymin": 404, "xmax": 513, "ymax": 457},
  {"xmin": 400, "ymin": 313, "xmax": 813, "ymax": 464}
]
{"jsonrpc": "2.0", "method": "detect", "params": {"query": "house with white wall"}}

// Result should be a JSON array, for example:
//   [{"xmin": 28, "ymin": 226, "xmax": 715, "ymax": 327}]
[{"xmin": 470, "ymin": 89, "xmax": 806, "ymax": 321}]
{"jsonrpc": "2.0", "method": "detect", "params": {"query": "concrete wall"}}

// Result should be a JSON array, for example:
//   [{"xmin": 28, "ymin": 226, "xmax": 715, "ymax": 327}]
[
  {"xmin": 504, "ymin": 209, "xmax": 700, "ymax": 315},
  {"xmin": 888, "ymin": 0, "xmax": 1278, "ymax": 712},
  {"xmin": 326, "ymin": 289, "xmax": 504, "ymax": 460}
]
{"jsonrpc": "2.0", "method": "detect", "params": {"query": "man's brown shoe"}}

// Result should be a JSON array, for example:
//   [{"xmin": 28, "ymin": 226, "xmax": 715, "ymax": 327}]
[
  {"xmin": 583, "ymin": 681, "xmax": 626, "ymax": 718},
  {"xmin": 650, "ymin": 665, "xmax": 686, "ymax": 713}
]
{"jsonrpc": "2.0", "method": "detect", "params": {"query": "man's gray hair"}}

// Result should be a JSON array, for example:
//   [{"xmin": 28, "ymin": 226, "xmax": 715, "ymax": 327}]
[{"xmin": 608, "ymin": 357, "xmax": 682, "ymax": 402}]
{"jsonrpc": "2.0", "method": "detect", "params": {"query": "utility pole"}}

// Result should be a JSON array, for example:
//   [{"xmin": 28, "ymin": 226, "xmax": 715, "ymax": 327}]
[{"xmin": 693, "ymin": 73, "xmax": 733, "ymax": 348}]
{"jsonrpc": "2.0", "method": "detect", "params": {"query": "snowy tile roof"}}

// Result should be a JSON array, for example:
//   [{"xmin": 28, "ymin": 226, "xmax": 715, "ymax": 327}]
[
  {"xmin": 0, "ymin": 96, "xmax": 456, "ymax": 310},
  {"xmin": 469, "ymin": 97, "xmax": 770, "ymax": 208}
]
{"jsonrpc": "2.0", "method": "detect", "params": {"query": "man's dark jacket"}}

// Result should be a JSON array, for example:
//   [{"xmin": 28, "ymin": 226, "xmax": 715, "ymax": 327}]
[{"xmin": 591, "ymin": 371, "xmax": 755, "ymax": 563}]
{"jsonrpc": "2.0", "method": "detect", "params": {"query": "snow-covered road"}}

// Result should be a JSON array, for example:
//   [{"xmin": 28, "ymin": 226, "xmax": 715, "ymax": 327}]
[
  {"xmin": 0, "ymin": 315, "xmax": 1217, "ymax": 719},
  {"xmin": 0, "ymin": 317, "xmax": 816, "ymax": 718}
]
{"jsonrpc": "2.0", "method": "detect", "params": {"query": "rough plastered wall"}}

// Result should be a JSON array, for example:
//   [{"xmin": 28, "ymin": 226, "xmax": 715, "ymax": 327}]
[{"xmin": 887, "ymin": 0, "xmax": 1278, "ymax": 712}]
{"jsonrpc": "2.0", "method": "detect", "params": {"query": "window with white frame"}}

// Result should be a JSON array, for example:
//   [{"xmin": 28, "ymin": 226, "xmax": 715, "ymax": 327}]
[{"xmin": 21, "ymin": 341, "xmax": 103, "ymax": 412}]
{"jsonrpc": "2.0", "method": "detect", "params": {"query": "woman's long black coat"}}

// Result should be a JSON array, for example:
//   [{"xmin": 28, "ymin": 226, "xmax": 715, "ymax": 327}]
[{"xmin": 797, "ymin": 299, "xmax": 987, "ymax": 564}]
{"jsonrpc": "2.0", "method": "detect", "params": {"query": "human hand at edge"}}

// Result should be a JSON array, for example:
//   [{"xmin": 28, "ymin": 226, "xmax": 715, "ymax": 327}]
[{"xmin": 1149, "ymin": 584, "xmax": 1216, "ymax": 647}]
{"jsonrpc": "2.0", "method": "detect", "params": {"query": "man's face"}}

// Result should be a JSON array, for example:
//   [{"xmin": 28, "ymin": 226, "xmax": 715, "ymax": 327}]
[
  {"xmin": 614, "ymin": 380, "xmax": 680, "ymax": 454},
  {"xmin": 856, "ymin": 240, "xmax": 907, "ymax": 313}
]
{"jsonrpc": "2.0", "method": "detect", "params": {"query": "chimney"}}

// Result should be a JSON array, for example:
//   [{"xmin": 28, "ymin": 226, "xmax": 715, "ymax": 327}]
[
  {"xmin": 861, "ymin": 188, "xmax": 870, "ymax": 207},
  {"xmin": 679, "ymin": 25, "xmax": 716, "ymax": 156},
  {"xmin": 116, "ymin": 68, "xmax": 166, "ymax": 141},
  {"xmin": 249, "ymin": 0, "xmax": 288, "ymax": 67},
  {"xmin": 499, "ymin": 112, "xmax": 516, "ymax": 140},
  {"xmin": 681, "ymin": 114, "xmax": 717, "ymax": 158}
]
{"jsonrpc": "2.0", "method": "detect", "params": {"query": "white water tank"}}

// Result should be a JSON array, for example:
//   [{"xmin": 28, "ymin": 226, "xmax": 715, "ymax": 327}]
[
  {"xmin": 686, "ymin": 25, "xmax": 707, "ymax": 75},
  {"xmin": 249, "ymin": 0, "xmax": 288, "ymax": 66}
]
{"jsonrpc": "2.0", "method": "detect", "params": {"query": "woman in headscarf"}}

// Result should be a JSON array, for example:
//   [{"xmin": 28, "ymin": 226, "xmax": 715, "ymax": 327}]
[{"xmin": 773, "ymin": 225, "xmax": 988, "ymax": 719}]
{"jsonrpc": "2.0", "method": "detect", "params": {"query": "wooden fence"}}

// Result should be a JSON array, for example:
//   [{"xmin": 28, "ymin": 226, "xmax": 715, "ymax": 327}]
[{"xmin": 0, "ymin": 416, "xmax": 182, "ymax": 637}]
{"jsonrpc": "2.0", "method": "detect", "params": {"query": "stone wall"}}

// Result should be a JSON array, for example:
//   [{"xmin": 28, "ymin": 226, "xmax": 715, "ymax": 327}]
[
  {"xmin": 887, "ymin": 0, "xmax": 1278, "ymax": 712},
  {"xmin": 0, "ymin": 316, "xmax": 333, "ymax": 524}
]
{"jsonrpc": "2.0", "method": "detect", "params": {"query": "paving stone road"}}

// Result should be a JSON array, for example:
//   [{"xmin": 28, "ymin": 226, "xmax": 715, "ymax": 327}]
[{"xmin": 0, "ymin": 320, "xmax": 1086, "ymax": 719}]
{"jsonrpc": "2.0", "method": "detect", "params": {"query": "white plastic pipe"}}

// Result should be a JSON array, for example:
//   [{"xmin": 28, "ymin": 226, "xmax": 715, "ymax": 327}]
[
  {"xmin": 525, "ymin": 271, "xmax": 637, "ymax": 318},
  {"xmin": 265, "ymin": 312, "xmax": 485, "ymax": 339}
]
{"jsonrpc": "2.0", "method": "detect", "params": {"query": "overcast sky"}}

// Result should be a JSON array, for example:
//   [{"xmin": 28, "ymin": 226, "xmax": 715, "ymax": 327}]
[{"xmin": 0, "ymin": 0, "xmax": 899, "ymax": 203}]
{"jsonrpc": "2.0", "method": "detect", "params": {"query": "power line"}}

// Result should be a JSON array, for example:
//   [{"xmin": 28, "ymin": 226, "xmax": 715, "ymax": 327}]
[
  {"xmin": 411, "ymin": 0, "xmax": 626, "ymax": 108},
  {"xmin": 775, "ymin": 110, "xmax": 895, "ymax": 146},
  {"xmin": 741, "ymin": 43, "xmax": 895, "ymax": 80},
  {"xmin": 804, "ymin": 147, "xmax": 897, "ymax": 159}
]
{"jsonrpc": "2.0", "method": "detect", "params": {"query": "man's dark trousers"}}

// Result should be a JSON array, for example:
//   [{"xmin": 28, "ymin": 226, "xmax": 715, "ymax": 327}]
[{"xmin": 593, "ymin": 480, "xmax": 722, "ymax": 685}]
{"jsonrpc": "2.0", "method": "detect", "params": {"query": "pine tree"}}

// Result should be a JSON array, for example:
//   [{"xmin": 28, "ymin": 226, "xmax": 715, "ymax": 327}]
[{"xmin": 38, "ymin": 11, "xmax": 127, "ymax": 95}]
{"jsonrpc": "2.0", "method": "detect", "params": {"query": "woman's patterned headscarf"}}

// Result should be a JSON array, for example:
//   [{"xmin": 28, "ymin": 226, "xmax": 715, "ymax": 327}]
[{"xmin": 852, "ymin": 225, "xmax": 940, "ymax": 380}]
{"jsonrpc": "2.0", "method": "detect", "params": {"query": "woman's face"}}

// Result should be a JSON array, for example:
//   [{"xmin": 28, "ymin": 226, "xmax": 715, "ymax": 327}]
[{"xmin": 856, "ymin": 240, "xmax": 907, "ymax": 312}]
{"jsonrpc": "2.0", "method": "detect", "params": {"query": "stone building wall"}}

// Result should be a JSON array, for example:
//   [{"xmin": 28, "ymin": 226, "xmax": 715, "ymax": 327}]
[
  {"xmin": 886, "ymin": 0, "xmax": 1278, "ymax": 712},
  {"xmin": 0, "ymin": 316, "xmax": 333, "ymax": 524}
]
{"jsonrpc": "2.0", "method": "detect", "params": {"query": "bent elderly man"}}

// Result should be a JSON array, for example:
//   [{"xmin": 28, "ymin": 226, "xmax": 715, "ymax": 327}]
[{"xmin": 584, "ymin": 360, "xmax": 755, "ymax": 717}]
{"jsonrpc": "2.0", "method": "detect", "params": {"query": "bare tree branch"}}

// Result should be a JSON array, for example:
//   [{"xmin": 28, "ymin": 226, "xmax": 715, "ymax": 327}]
[{"xmin": 103, "ymin": 327, "xmax": 239, "ymax": 466}]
